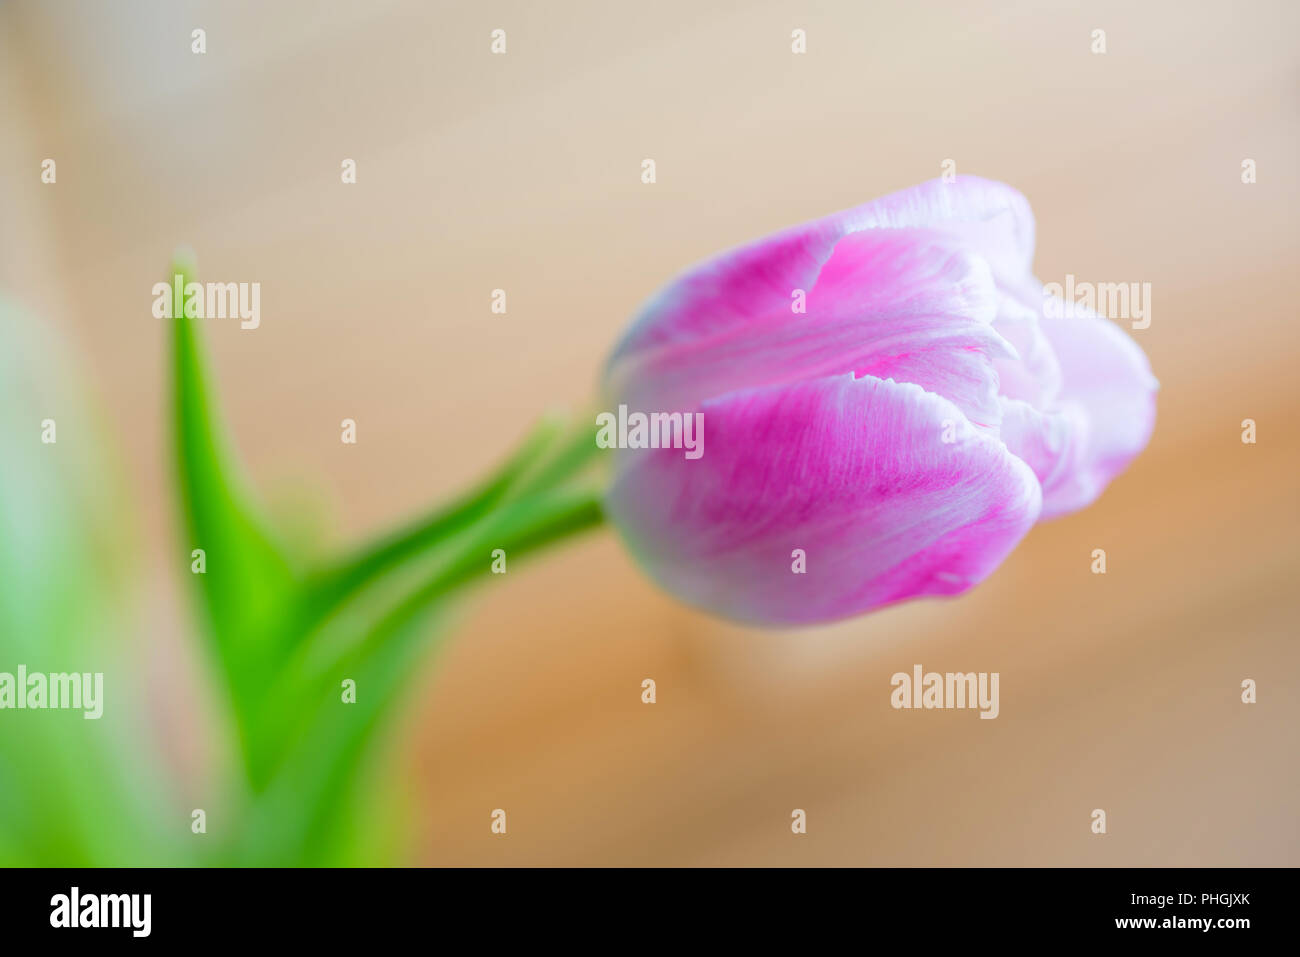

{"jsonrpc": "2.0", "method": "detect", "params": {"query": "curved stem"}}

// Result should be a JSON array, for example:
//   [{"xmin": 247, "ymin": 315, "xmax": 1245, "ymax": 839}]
[
  {"xmin": 272, "ymin": 486, "xmax": 606, "ymax": 718},
  {"xmin": 351, "ymin": 487, "xmax": 606, "ymax": 662},
  {"xmin": 502, "ymin": 410, "xmax": 603, "ymax": 503},
  {"xmin": 294, "ymin": 415, "xmax": 567, "ymax": 632}
]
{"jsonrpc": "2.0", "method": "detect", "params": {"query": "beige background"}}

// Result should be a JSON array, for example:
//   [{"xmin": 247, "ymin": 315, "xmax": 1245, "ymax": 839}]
[{"xmin": 1, "ymin": 0, "xmax": 1296, "ymax": 864}]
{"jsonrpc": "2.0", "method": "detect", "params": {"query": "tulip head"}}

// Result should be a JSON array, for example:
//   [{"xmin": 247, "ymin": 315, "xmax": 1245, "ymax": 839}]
[{"xmin": 602, "ymin": 177, "xmax": 1157, "ymax": 625}]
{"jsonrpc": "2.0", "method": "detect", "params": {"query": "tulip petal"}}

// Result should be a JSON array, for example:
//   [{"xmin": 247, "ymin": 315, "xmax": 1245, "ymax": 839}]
[
  {"xmin": 605, "ymin": 373, "xmax": 1042, "ymax": 625},
  {"xmin": 607, "ymin": 230, "xmax": 1016, "ymax": 431},
  {"xmin": 1029, "ymin": 309, "xmax": 1158, "ymax": 517},
  {"xmin": 610, "ymin": 176, "xmax": 1036, "ymax": 364},
  {"xmin": 998, "ymin": 397, "xmax": 1090, "ymax": 513},
  {"xmin": 991, "ymin": 291, "xmax": 1063, "ymax": 408}
]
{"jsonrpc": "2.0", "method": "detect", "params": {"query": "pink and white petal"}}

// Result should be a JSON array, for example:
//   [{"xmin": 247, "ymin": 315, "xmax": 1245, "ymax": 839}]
[
  {"xmin": 992, "ymin": 291, "xmax": 1063, "ymax": 408},
  {"xmin": 858, "ymin": 176, "xmax": 1036, "ymax": 289},
  {"xmin": 999, "ymin": 398, "xmax": 1100, "ymax": 519},
  {"xmin": 609, "ymin": 176, "xmax": 1037, "ymax": 364},
  {"xmin": 607, "ymin": 231, "xmax": 1015, "ymax": 431},
  {"xmin": 605, "ymin": 373, "xmax": 1042, "ymax": 626},
  {"xmin": 1033, "ymin": 310, "xmax": 1158, "ymax": 516}
]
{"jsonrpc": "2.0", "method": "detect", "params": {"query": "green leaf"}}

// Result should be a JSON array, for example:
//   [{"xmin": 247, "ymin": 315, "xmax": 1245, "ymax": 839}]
[
  {"xmin": 236, "ymin": 487, "xmax": 604, "ymax": 864},
  {"xmin": 167, "ymin": 256, "xmax": 606, "ymax": 860},
  {"xmin": 169, "ymin": 255, "xmax": 299, "ymax": 783},
  {"xmin": 0, "ymin": 294, "xmax": 182, "ymax": 865},
  {"xmin": 292, "ymin": 412, "xmax": 567, "ymax": 638}
]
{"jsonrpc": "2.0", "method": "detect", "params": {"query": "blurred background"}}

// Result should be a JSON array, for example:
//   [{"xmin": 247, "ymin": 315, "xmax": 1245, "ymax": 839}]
[{"xmin": 0, "ymin": 0, "xmax": 1296, "ymax": 865}]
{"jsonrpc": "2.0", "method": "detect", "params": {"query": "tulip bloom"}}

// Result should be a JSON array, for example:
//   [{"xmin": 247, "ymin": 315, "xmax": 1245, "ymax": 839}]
[{"xmin": 602, "ymin": 177, "xmax": 1157, "ymax": 625}]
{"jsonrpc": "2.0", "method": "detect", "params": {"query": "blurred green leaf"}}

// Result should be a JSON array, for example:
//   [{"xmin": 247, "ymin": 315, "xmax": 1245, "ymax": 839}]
[
  {"xmin": 0, "ymin": 251, "xmax": 605, "ymax": 867},
  {"xmin": 170, "ymin": 257, "xmax": 302, "ymax": 786},
  {"xmin": 203, "ymin": 484, "xmax": 599, "ymax": 864},
  {"xmin": 169, "ymin": 258, "xmax": 605, "ymax": 863},
  {"xmin": 0, "ymin": 294, "xmax": 183, "ymax": 866}
]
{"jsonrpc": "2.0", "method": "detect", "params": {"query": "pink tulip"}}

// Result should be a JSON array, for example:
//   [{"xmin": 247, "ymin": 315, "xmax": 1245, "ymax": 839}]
[{"xmin": 602, "ymin": 177, "xmax": 1157, "ymax": 625}]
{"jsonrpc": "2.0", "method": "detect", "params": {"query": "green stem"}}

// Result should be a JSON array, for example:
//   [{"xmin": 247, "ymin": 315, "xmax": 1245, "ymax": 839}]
[
  {"xmin": 263, "ymin": 486, "xmax": 606, "ymax": 765},
  {"xmin": 502, "ymin": 409, "xmax": 604, "ymax": 503},
  {"xmin": 350, "ymin": 487, "xmax": 605, "ymax": 664},
  {"xmin": 246, "ymin": 486, "xmax": 605, "ymax": 863},
  {"xmin": 294, "ymin": 414, "xmax": 570, "ymax": 633},
  {"xmin": 240, "ymin": 410, "xmax": 603, "ymax": 800}
]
